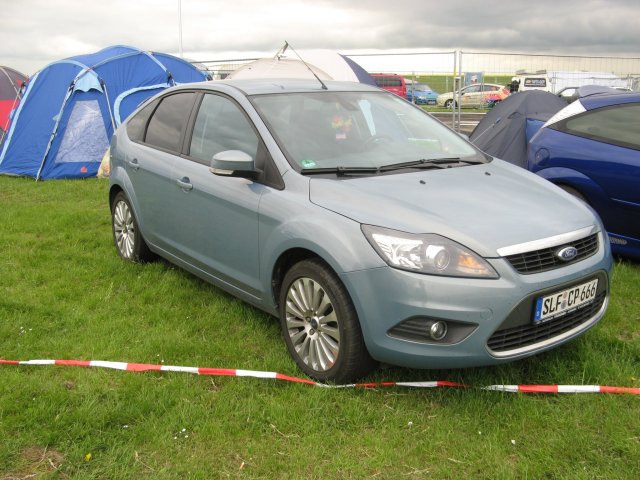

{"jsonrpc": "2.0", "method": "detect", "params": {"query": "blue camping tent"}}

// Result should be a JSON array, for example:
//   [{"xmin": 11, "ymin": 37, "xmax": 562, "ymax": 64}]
[{"xmin": 0, "ymin": 45, "xmax": 207, "ymax": 180}]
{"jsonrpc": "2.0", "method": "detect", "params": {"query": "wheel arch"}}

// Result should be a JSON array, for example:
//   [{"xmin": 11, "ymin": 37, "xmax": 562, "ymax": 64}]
[
  {"xmin": 533, "ymin": 166, "xmax": 609, "ymax": 209},
  {"xmin": 271, "ymin": 247, "xmax": 332, "ymax": 312},
  {"xmin": 109, "ymin": 183, "xmax": 125, "ymax": 210}
]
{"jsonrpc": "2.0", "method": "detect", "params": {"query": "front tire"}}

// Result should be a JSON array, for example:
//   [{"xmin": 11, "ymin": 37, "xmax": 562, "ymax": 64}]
[
  {"xmin": 111, "ymin": 191, "xmax": 154, "ymax": 262},
  {"xmin": 559, "ymin": 185, "xmax": 588, "ymax": 204},
  {"xmin": 279, "ymin": 259, "xmax": 376, "ymax": 383},
  {"xmin": 444, "ymin": 99, "xmax": 455, "ymax": 108}
]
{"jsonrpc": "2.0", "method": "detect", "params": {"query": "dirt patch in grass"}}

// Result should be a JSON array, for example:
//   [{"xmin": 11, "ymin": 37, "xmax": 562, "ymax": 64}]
[
  {"xmin": 616, "ymin": 330, "xmax": 640, "ymax": 342},
  {"xmin": 1, "ymin": 446, "xmax": 64, "ymax": 479}
]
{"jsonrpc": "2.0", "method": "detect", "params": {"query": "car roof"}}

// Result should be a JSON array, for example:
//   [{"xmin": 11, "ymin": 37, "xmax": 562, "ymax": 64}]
[
  {"xmin": 177, "ymin": 78, "xmax": 381, "ymax": 96},
  {"xmin": 580, "ymin": 91, "xmax": 640, "ymax": 110}
]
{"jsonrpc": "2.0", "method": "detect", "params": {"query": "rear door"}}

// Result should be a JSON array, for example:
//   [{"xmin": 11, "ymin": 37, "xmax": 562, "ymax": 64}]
[{"xmin": 124, "ymin": 92, "xmax": 198, "ymax": 248}]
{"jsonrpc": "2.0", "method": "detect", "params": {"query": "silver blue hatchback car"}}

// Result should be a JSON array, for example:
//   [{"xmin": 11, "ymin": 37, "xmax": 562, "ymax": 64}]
[{"xmin": 109, "ymin": 79, "xmax": 612, "ymax": 383}]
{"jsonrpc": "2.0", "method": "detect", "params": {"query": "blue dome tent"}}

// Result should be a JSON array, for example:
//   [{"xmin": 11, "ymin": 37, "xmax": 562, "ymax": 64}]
[{"xmin": 0, "ymin": 45, "xmax": 207, "ymax": 180}]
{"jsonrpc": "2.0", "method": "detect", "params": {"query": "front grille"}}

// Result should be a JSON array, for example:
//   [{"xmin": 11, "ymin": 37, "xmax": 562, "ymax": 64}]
[
  {"xmin": 487, "ymin": 290, "xmax": 606, "ymax": 352},
  {"xmin": 505, "ymin": 233, "xmax": 599, "ymax": 274}
]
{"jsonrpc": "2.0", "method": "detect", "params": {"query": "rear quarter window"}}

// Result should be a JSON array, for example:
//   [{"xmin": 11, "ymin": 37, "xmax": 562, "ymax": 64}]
[
  {"xmin": 126, "ymin": 98, "xmax": 159, "ymax": 142},
  {"xmin": 559, "ymin": 104, "xmax": 640, "ymax": 150}
]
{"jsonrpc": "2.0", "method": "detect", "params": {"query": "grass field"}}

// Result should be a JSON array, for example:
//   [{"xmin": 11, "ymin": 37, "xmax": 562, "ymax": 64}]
[{"xmin": 1, "ymin": 176, "xmax": 639, "ymax": 479}]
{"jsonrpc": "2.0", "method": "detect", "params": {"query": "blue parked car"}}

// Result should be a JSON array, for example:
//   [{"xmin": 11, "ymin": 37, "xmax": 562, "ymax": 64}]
[
  {"xmin": 406, "ymin": 83, "xmax": 438, "ymax": 105},
  {"xmin": 110, "ymin": 79, "xmax": 611, "ymax": 382},
  {"xmin": 528, "ymin": 92, "xmax": 640, "ymax": 259}
]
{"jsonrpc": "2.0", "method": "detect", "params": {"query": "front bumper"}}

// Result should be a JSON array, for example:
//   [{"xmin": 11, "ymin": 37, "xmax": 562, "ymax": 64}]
[{"xmin": 340, "ymin": 240, "xmax": 612, "ymax": 369}]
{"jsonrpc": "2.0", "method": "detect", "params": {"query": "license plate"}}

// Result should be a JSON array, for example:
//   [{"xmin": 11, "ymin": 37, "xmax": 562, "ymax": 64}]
[{"xmin": 534, "ymin": 279, "xmax": 599, "ymax": 323}]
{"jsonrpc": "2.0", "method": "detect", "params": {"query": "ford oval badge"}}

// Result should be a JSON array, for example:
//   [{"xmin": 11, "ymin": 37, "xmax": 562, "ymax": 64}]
[{"xmin": 557, "ymin": 246, "xmax": 578, "ymax": 262}]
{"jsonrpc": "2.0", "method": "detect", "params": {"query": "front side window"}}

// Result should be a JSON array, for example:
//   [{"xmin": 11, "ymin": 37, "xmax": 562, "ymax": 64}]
[
  {"xmin": 559, "ymin": 104, "xmax": 640, "ymax": 150},
  {"xmin": 145, "ymin": 92, "xmax": 195, "ymax": 152},
  {"xmin": 188, "ymin": 94, "xmax": 259, "ymax": 163},
  {"xmin": 251, "ymin": 91, "xmax": 482, "ymax": 172}
]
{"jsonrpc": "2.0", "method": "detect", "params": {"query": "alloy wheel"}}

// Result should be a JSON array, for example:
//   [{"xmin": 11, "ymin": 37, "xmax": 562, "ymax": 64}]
[
  {"xmin": 113, "ymin": 200, "xmax": 135, "ymax": 259},
  {"xmin": 284, "ymin": 277, "xmax": 340, "ymax": 372}
]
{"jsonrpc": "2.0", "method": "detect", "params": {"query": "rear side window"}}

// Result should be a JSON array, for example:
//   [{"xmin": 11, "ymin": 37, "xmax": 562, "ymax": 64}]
[
  {"xmin": 145, "ymin": 92, "xmax": 195, "ymax": 153},
  {"xmin": 560, "ymin": 104, "xmax": 640, "ymax": 150},
  {"xmin": 374, "ymin": 76, "xmax": 403, "ymax": 87},
  {"xmin": 524, "ymin": 78, "xmax": 547, "ymax": 88}
]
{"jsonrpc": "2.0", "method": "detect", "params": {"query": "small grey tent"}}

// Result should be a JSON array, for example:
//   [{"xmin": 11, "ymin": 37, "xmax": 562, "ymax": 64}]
[{"xmin": 470, "ymin": 91, "xmax": 566, "ymax": 168}]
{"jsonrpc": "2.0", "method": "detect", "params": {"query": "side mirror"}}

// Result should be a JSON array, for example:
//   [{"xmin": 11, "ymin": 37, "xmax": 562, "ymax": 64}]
[{"xmin": 209, "ymin": 150, "xmax": 255, "ymax": 176}]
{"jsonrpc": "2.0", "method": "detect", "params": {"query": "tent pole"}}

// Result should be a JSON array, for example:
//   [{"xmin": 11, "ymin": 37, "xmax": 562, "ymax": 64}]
[
  {"xmin": 101, "ymin": 80, "xmax": 117, "ymax": 132},
  {"xmin": 36, "ymin": 83, "xmax": 74, "ymax": 181}
]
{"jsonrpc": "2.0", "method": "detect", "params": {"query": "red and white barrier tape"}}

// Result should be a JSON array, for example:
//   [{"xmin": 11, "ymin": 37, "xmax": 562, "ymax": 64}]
[{"xmin": 2, "ymin": 359, "xmax": 639, "ymax": 394}]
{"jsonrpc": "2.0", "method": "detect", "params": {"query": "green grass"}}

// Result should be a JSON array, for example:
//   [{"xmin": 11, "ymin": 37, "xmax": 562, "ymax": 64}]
[{"xmin": 1, "ymin": 177, "xmax": 639, "ymax": 479}]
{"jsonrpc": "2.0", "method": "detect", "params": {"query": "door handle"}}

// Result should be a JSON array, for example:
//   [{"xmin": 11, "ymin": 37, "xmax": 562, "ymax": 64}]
[
  {"xmin": 176, "ymin": 177, "xmax": 193, "ymax": 191},
  {"xmin": 127, "ymin": 158, "xmax": 140, "ymax": 171}
]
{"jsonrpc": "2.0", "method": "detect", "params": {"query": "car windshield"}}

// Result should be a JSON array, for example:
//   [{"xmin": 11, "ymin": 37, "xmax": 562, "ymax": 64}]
[
  {"xmin": 411, "ymin": 84, "xmax": 432, "ymax": 92},
  {"xmin": 251, "ymin": 91, "xmax": 483, "ymax": 172}
]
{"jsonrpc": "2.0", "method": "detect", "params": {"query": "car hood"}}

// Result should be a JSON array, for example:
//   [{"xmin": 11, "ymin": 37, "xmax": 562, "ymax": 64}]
[{"xmin": 309, "ymin": 159, "xmax": 598, "ymax": 257}]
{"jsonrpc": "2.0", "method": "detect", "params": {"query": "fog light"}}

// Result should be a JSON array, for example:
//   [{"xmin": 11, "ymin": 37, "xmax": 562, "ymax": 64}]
[{"xmin": 428, "ymin": 321, "xmax": 448, "ymax": 341}]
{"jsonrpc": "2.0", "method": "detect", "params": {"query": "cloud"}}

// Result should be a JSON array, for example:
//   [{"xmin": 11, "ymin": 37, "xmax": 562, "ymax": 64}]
[{"xmin": 1, "ymin": 0, "xmax": 638, "ymax": 75}]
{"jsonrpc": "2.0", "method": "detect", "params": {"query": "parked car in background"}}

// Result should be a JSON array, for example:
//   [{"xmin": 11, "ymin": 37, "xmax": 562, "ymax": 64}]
[
  {"xmin": 528, "ymin": 92, "xmax": 640, "ymax": 258},
  {"xmin": 557, "ymin": 85, "xmax": 634, "ymax": 103},
  {"xmin": 109, "ymin": 79, "xmax": 612, "ymax": 383},
  {"xmin": 556, "ymin": 87, "xmax": 582, "ymax": 103},
  {"xmin": 406, "ymin": 82, "xmax": 438, "ymax": 105},
  {"xmin": 371, "ymin": 73, "xmax": 407, "ymax": 98},
  {"xmin": 437, "ymin": 83, "xmax": 509, "ymax": 108}
]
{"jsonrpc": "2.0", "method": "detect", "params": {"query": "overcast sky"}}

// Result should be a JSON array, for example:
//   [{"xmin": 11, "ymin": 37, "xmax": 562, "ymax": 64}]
[{"xmin": 1, "ymin": 0, "xmax": 639, "ymax": 75}]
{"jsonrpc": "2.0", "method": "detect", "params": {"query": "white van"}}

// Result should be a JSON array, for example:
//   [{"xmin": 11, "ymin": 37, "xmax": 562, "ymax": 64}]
[{"xmin": 514, "ymin": 70, "xmax": 629, "ymax": 94}]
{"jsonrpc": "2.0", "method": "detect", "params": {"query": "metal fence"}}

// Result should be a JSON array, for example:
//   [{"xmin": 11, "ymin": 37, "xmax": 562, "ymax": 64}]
[
  {"xmin": 345, "ymin": 51, "xmax": 640, "ymax": 91},
  {"xmin": 199, "ymin": 51, "xmax": 640, "ymax": 89},
  {"xmin": 197, "ymin": 51, "xmax": 640, "ymax": 131}
]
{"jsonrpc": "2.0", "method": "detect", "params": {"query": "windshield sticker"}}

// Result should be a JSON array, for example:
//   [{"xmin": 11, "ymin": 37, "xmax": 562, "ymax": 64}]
[{"xmin": 301, "ymin": 159, "xmax": 317, "ymax": 168}]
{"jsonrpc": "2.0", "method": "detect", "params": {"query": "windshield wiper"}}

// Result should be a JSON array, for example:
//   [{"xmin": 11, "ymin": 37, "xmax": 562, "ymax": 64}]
[
  {"xmin": 431, "ymin": 157, "xmax": 485, "ymax": 165},
  {"xmin": 300, "ymin": 166, "xmax": 381, "ymax": 176},
  {"xmin": 378, "ymin": 158, "xmax": 484, "ymax": 172},
  {"xmin": 300, "ymin": 158, "xmax": 484, "ymax": 176}
]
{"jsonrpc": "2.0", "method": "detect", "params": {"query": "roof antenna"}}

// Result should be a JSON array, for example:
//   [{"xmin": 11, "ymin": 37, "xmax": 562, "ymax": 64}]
[
  {"xmin": 275, "ymin": 42, "xmax": 288, "ymax": 60},
  {"xmin": 284, "ymin": 41, "xmax": 328, "ymax": 90}
]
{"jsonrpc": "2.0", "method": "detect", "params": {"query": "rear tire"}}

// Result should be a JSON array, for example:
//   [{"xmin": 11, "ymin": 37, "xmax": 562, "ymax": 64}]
[
  {"xmin": 111, "ymin": 191, "xmax": 154, "ymax": 262},
  {"xmin": 279, "ymin": 259, "xmax": 377, "ymax": 383}
]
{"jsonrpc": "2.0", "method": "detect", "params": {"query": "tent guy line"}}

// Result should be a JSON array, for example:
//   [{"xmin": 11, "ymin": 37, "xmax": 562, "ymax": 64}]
[{"xmin": 2, "ymin": 358, "xmax": 639, "ymax": 395}]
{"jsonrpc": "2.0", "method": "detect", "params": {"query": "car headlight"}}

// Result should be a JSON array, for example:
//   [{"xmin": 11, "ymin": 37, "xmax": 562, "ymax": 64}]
[{"xmin": 362, "ymin": 225, "xmax": 498, "ymax": 279}]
